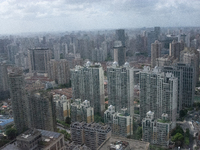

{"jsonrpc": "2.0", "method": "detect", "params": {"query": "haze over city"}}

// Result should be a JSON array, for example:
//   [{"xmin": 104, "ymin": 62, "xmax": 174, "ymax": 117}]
[{"xmin": 0, "ymin": 0, "xmax": 200, "ymax": 34}]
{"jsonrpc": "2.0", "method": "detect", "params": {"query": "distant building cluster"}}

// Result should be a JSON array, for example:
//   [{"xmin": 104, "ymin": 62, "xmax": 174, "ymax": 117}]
[{"xmin": 0, "ymin": 27, "xmax": 200, "ymax": 149}]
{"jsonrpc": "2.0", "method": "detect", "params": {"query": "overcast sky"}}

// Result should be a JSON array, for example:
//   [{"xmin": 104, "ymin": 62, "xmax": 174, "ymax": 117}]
[{"xmin": 0, "ymin": 0, "xmax": 200, "ymax": 34}]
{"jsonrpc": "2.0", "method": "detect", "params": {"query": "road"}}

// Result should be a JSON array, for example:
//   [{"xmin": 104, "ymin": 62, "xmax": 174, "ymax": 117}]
[{"xmin": 57, "ymin": 124, "xmax": 71, "ymax": 133}]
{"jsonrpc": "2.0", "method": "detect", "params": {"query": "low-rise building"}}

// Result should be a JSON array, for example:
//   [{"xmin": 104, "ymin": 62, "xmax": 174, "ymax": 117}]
[
  {"xmin": 1, "ymin": 128, "xmax": 65, "ymax": 150},
  {"xmin": 0, "ymin": 119, "xmax": 14, "ymax": 130},
  {"xmin": 70, "ymin": 122, "xmax": 111, "ymax": 150}
]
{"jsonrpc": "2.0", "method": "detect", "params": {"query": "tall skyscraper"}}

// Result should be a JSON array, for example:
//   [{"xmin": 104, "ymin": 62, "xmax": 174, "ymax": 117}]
[
  {"xmin": 116, "ymin": 29, "xmax": 126, "ymax": 47},
  {"xmin": 71, "ymin": 61, "xmax": 105, "ymax": 115},
  {"xmin": 27, "ymin": 90, "xmax": 56, "ymax": 131},
  {"xmin": 176, "ymin": 63, "xmax": 195, "ymax": 107},
  {"xmin": 8, "ymin": 68, "xmax": 29, "ymax": 133},
  {"xmin": 47, "ymin": 59, "xmax": 70, "ymax": 85},
  {"xmin": 139, "ymin": 67, "xmax": 178, "ymax": 128},
  {"xmin": 114, "ymin": 29, "xmax": 126, "ymax": 66},
  {"xmin": 180, "ymin": 48, "xmax": 199, "ymax": 85},
  {"xmin": 28, "ymin": 48, "xmax": 52, "ymax": 73},
  {"xmin": 0, "ymin": 61, "xmax": 9, "ymax": 92},
  {"xmin": 147, "ymin": 31, "xmax": 156, "ymax": 56},
  {"xmin": 154, "ymin": 27, "xmax": 161, "ymax": 40},
  {"xmin": 169, "ymin": 40, "xmax": 184, "ymax": 60},
  {"xmin": 113, "ymin": 41, "xmax": 126, "ymax": 66},
  {"xmin": 107, "ymin": 61, "xmax": 134, "ymax": 116},
  {"xmin": 151, "ymin": 40, "xmax": 161, "ymax": 68}
]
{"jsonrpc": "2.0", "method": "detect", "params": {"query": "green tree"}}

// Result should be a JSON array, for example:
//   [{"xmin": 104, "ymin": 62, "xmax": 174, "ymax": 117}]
[
  {"xmin": 171, "ymin": 125, "xmax": 184, "ymax": 136},
  {"xmin": 94, "ymin": 113, "xmax": 104, "ymax": 123},
  {"xmin": 5, "ymin": 128, "xmax": 17, "ymax": 140},
  {"xmin": 185, "ymin": 128, "xmax": 190, "ymax": 137},
  {"xmin": 179, "ymin": 109, "xmax": 188, "ymax": 118},
  {"xmin": 171, "ymin": 133, "xmax": 184, "ymax": 143},
  {"xmin": 136, "ymin": 126, "xmax": 142, "ymax": 140},
  {"xmin": 58, "ymin": 129, "xmax": 71, "ymax": 140},
  {"xmin": 65, "ymin": 117, "xmax": 71, "ymax": 125}
]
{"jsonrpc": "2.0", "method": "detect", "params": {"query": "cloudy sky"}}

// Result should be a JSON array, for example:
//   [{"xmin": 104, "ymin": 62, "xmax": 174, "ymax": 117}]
[{"xmin": 0, "ymin": 0, "xmax": 200, "ymax": 34}]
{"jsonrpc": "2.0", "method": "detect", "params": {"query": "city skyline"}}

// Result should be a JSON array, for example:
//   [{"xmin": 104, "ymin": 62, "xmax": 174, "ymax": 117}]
[{"xmin": 0, "ymin": 0, "xmax": 200, "ymax": 34}]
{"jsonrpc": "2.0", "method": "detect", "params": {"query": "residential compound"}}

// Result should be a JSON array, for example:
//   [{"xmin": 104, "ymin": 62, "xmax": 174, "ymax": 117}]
[
  {"xmin": 27, "ymin": 90, "xmax": 56, "ymax": 131},
  {"xmin": 71, "ymin": 99, "xmax": 94, "ymax": 123},
  {"xmin": 8, "ymin": 68, "xmax": 29, "ymax": 133},
  {"xmin": 142, "ymin": 111, "xmax": 171, "ymax": 146},
  {"xmin": 53, "ymin": 94, "xmax": 70, "ymax": 121},
  {"xmin": 107, "ymin": 61, "xmax": 134, "ymax": 116},
  {"xmin": 28, "ymin": 48, "xmax": 52, "ymax": 73},
  {"xmin": 70, "ymin": 122, "xmax": 111, "ymax": 150},
  {"xmin": 71, "ymin": 61, "xmax": 105, "ymax": 115},
  {"xmin": 104, "ymin": 106, "xmax": 133, "ymax": 137},
  {"xmin": 2, "ymin": 129, "xmax": 65, "ymax": 150},
  {"xmin": 47, "ymin": 59, "xmax": 70, "ymax": 85},
  {"xmin": 139, "ymin": 66, "xmax": 178, "ymax": 129}
]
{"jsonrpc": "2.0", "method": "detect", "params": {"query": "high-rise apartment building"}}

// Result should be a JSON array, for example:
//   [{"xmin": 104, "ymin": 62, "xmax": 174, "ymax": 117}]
[
  {"xmin": 107, "ymin": 62, "xmax": 134, "ymax": 116},
  {"xmin": 151, "ymin": 40, "xmax": 161, "ymax": 68},
  {"xmin": 160, "ymin": 66, "xmax": 183, "ymax": 112},
  {"xmin": 70, "ymin": 122, "xmax": 111, "ymax": 150},
  {"xmin": 139, "ymin": 67, "xmax": 178, "ymax": 128},
  {"xmin": 8, "ymin": 68, "xmax": 29, "ymax": 133},
  {"xmin": 104, "ymin": 107, "xmax": 133, "ymax": 137},
  {"xmin": 27, "ymin": 90, "xmax": 56, "ymax": 131},
  {"xmin": 70, "ymin": 61, "xmax": 105, "ymax": 115},
  {"xmin": 71, "ymin": 99, "xmax": 94, "ymax": 123},
  {"xmin": 169, "ymin": 40, "xmax": 184, "ymax": 60},
  {"xmin": 142, "ymin": 111, "xmax": 171, "ymax": 146},
  {"xmin": 53, "ymin": 94, "xmax": 70, "ymax": 121},
  {"xmin": 28, "ymin": 48, "xmax": 52, "ymax": 73},
  {"xmin": 48, "ymin": 59, "xmax": 70, "ymax": 85}
]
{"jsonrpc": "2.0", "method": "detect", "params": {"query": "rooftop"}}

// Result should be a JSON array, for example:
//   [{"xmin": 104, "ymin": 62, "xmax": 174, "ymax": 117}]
[
  {"xmin": 0, "ymin": 119, "xmax": 14, "ymax": 127},
  {"xmin": 99, "ymin": 136, "xmax": 149, "ymax": 150}
]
